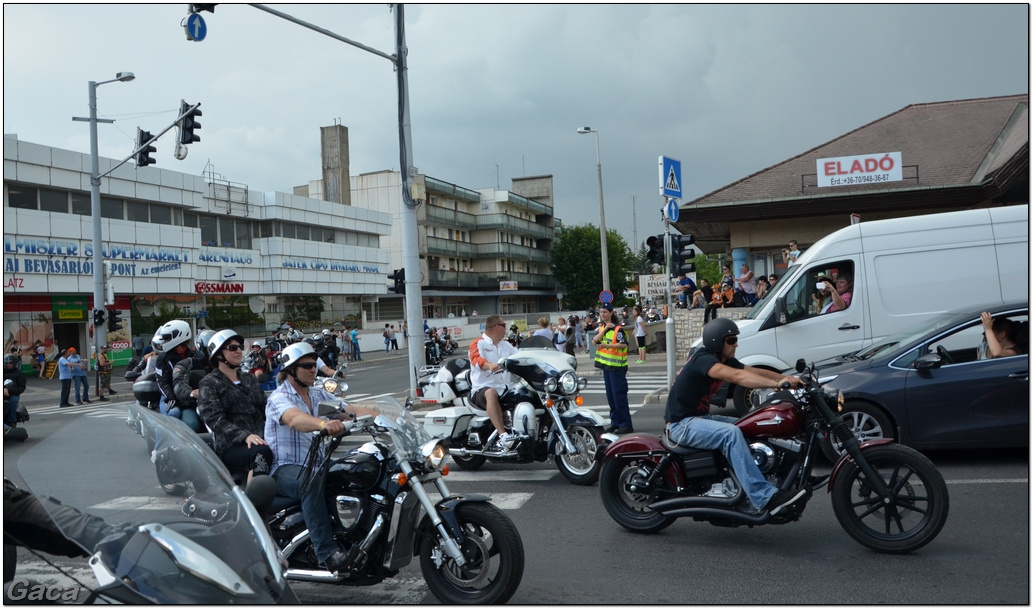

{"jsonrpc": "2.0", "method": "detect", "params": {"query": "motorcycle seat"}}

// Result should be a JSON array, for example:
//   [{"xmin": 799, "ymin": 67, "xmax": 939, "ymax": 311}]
[{"xmin": 662, "ymin": 427, "xmax": 713, "ymax": 457}]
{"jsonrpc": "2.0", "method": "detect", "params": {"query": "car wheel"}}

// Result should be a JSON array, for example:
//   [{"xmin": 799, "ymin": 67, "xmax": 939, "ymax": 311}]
[{"xmin": 821, "ymin": 402, "xmax": 895, "ymax": 462}]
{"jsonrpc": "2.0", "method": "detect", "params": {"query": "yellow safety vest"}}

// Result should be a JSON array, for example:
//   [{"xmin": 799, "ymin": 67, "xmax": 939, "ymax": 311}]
[{"xmin": 593, "ymin": 325, "xmax": 628, "ymax": 369}]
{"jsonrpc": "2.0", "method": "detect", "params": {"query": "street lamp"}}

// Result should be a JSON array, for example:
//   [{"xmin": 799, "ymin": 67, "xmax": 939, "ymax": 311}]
[
  {"xmin": 577, "ymin": 127, "xmax": 610, "ymax": 293},
  {"xmin": 87, "ymin": 72, "xmax": 134, "ymax": 364}
]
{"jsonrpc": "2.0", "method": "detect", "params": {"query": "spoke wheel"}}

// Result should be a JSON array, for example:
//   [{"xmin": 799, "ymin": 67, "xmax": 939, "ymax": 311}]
[
  {"xmin": 831, "ymin": 444, "xmax": 949, "ymax": 553},
  {"xmin": 556, "ymin": 425, "xmax": 602, "ymax": 485}
]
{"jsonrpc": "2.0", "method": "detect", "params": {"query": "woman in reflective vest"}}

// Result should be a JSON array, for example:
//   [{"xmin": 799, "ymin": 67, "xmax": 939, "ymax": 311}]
[{"xmin": 593, "ymin": 303, "xmax": 633, "ymax": 434}]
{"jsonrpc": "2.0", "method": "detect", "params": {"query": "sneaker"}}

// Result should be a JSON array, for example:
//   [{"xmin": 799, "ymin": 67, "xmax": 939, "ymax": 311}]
[
  {"xmin": 83, "ymin": 399, "xmax": 93, "ymax": 404},
  {"xmin": 59, "ymin": 402, "xmax": 74, "ymax": 408},
  {"xmin": 635, "ymin": 359, "xmax": 646, "ymax": 364},
  {"xmin": 497, "ymin": 432, "xmax": 517, "ymax": 451},
  {"xmin": 766, "ymin": 487, "xmax": 807, "ymax": 515},
  {"xmin": 75, "ymin": 401, "xmax": 83, "ymax": 406}
]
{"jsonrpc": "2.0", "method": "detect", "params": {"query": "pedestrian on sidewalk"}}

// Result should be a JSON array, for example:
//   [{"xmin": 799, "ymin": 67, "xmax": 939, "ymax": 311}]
[
  {"xmin": 633, "ymin": 305, "xmax": 647, "ymax": 363},
  {"xmin": 390, "ymin": 325, "xmax": 399, "ymax": 351},
  {"xmin": 350, "ymin": 327, "xmax": 362, "ymax": 361},
  {"xmin": 96, "ymin": 345, "xmax": 116, "ymax": 400},
  {"xmin": 67, "ymin": 348, "xmax": 93, "ymax": 405},
  {"xmin": 33, "ymin": 340, "xmax": 45, "ymax": 378},
  {"xmin": 383, "ymin": 324, "xmax": 392, "ymax": 354},
  {"xmin": 57, "ymin": 348, "xmax": 74, "ymax": 407}
]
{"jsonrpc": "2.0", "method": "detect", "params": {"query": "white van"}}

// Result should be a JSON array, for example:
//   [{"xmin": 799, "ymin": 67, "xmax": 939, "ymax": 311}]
[{"xmin": 702, "ymin": 205, "xmax": 1029, "ymax": 414}]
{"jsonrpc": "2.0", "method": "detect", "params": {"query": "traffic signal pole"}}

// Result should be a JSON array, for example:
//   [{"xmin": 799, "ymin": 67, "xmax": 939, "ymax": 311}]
[{"xmin": 663, "ymin": 216, "xmax": 676, "ymax": 385}]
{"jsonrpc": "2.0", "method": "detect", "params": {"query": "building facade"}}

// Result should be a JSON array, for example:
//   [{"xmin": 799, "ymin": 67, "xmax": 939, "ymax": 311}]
[{"xmin": 3, "ymin": 134, "xmax": 392, "ymax": 365}]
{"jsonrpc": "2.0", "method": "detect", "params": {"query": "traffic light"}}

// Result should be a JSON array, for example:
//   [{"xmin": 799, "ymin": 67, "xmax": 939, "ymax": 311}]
[
  {"xmin": 388, "ymin": 268, "xmax": 406, "ymax": 294},
  {"xmin": 135, "ymin": 128, "xmax": 156, "ymax": 167},
  {"xmin": 107, "ymin": 308, "xmax": 123, "ymax": 332},
  {"xmin": 178, "ymin": 101, "xmax": 202, "ymax": 145},
  {"xmin": 670, "ymin": 233, "xmax": 696, "ymax": 275},
  {"xmin": 93, "ymin": 309, "xmax": 106, "ymax": 327},
  {"xmin": 645, "ymin": 235, "xmax": 665, "ymax": 264}
]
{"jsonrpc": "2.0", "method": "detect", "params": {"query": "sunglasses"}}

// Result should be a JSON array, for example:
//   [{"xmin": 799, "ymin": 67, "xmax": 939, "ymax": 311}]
[
  {"xmin": 295, "ymin": 362, "xmax": 318, "ymax": 370},
  {"xmin": 724, "ymin": 336, "xmax": 738, "ymax": 345},
  {"xmin": 223, "ymin": 344, "xmax": 244, "ymax": 352}
]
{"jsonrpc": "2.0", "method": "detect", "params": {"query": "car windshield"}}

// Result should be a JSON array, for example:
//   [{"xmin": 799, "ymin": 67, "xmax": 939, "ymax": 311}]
[{"xmin": 745, "ymin": 264, "xmax": 804, "ymax": 320}]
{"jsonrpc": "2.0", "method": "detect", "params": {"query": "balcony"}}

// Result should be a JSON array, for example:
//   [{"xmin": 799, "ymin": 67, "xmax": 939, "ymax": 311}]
[
  {"xmin": 425, "ymin": 176, "xmax": 481, "ymax": 203},
  {"xmin": 505, "ymin": 192, "xmax": 550, "ymax": 215},
  {"xmin": 420, "ymin": 205, "xmax": 478, "ymax": 230},
  {"xmin": 478, "ymin": 242, "xmax": 550, "ymax": 263},
  {"xmin": 475, "ymin": 213, "xmax": 553, "ymax": 239},
  {"xmin": 427, "ymin": 270, "xmax": 556, "ymax": 291},
  {"xmin": 426, "ymin": 236, "xmax": 480, "ymax": 258}
]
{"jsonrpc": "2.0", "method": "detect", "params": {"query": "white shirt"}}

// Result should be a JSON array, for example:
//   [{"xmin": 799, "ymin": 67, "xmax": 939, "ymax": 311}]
[{"xmin": 468, "ymin": 333, "xmax": 517, "ymax": 392}]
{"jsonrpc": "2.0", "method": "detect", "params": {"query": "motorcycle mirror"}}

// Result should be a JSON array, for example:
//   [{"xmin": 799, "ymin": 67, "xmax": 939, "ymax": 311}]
[{"xmin": 795, "ymin": 359, "xmax": 806, "ymax": 373}]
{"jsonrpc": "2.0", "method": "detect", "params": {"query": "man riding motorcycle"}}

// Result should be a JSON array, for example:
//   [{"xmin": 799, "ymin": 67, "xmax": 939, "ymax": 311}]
[
  {"xmin": 468, "ymin": 315, "xmax": 519, "ymax": 452},
  {"xmin": 264, "ymin": 342, "xmax": 350, "ymax": 573},
  {"xmin": 664, "ymin": 318, "xmax": 806, "ymax": 515}
]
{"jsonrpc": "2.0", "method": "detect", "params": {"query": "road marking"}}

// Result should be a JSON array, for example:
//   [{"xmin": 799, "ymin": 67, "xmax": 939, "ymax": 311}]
[
  {"xmin": 480, "ymin": 492, "xmax": 534, "ymax": 510},
  {"xmin": 443, "ymin": 470, "xmax": 558, "ymax": 482},
  {"xmin": 946, "ymin": 478, "xmax": 1028, "ymax": 484}
]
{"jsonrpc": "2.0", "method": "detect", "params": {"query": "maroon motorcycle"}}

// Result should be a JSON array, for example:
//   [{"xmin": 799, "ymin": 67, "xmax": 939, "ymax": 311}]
[{"xmin": 598, "ymin": 359, "xmax": 949, "ymax": 554}]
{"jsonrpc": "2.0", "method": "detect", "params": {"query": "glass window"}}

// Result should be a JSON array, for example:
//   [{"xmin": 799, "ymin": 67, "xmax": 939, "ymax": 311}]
[
  {"xmin": 39, "ymin": 188, "xmax": 68, "ymax": 213},
  {"xmin": 150, "ymin": 205, "xmax": 172, "ymax": 225},
  {"xmin": 71, "ymin": 192, "xmax": 91, "ymax": 216},
  {"xmin": 127, "ymin": 201, "xmax": 149, "ymax": 222},
  {"xmin": 324, "ymin": 228, "xmax": 336, "ymax": 243},
  {"xmin": 259, "ymin": 221, "xmax": 274, "ymax": 238},
  {"xmin": 220, "ymin": 218, "xmax": 235, "ymax": 247},
  {"xmin": 184, "ymin": 212, "xmax": 198, "ymax": 228},
  {"xmin": 281, "ymin": 222, "xmax": 295, "ymax": 239},
  {"xmin": 199, "ymin": 215, "xmax": 218, "ymax": 246},
  {"xmin": 296, "ymin": 224, "xmax": 309, "ymax": 240},
  {"xmin": 8, "ymin": 185, "xmax": 38, "ymax": 210},
  {"xmin": 100, "ymin": 197, "xmax": 123, "ymax": 219},
  {"xmin": 236, "ymin": 220, "xmax": 251, "ymax": 249},
  {"xmin": 782, "ymin": 260, "xmax": 855, "ymax": 322}
]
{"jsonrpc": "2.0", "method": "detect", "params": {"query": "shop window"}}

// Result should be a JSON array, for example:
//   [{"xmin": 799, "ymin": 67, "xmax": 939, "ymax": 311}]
[{"xmin": 39, "ymin": 188, "xmax": 68, "ymax": 213}]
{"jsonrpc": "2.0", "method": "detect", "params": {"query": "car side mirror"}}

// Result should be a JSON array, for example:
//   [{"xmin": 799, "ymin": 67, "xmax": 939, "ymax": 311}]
[
  {"xmin": 775, "ymin": 296, "xmax": 787, "ymax": 325},
  {"xmin": 914, "ymin": 353, "xmax": 943, "ymax": 370}
]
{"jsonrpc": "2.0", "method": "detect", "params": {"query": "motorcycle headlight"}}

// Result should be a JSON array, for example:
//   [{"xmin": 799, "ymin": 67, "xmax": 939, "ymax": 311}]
[
  {"xmin": 577, "ymin": 376, "xmax": 588, "ymax": 392},
  {"xmin": 559, "ymin": 371, "xmax": 578, "ymax": 395},
  {"xmin": 321, "ymin": 379, "xmax": 339, "ymax": 394},
  {"xmin": 420, "ymin": 439, "xmax": 450, "ymax": 471},
  {"xmin": 543, "ymin": 378, "xmax": 559, "ymax": 393}
]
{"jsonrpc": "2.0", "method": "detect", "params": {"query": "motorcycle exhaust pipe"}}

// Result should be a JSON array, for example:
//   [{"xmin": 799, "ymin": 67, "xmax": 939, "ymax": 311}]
[
  {"xmin": 284, "ymin": 568, "xmax": 347, "ymax": 583},
  {"xmin": 648, "ymin": 493, "xmax": 742, "ymax": 512},
  {"xmin": 652, "ymin": 506, "xmax": 770, "ymax": 525}
]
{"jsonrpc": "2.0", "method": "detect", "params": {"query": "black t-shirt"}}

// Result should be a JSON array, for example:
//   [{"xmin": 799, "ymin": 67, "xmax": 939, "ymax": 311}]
[{"xmin": 664, "ymin": 350, "xmax": 744, "ymax": 423}]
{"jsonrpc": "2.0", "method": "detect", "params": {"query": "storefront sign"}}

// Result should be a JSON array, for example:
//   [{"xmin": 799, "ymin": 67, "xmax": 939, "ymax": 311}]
[
  {"xmin": 817, "ymin": 152, "xmax": 902, "ymax": 187},
  {"xmin": 195, "ymin": 282, "xmax": 246, "ymax": 294}
]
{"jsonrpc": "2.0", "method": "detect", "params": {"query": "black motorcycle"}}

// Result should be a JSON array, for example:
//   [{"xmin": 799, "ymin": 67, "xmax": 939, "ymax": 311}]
[{"xmin": 267, "ymin": 397, "xmax": 525, "ymax": 604}]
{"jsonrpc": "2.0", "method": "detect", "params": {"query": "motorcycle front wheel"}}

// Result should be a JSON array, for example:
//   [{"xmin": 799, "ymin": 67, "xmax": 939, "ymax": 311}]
[
  {"xmin": 599, "ymin": 457, "xmax": 675, "ymax": 533},
  {"xmin": 555, "ymin": 425, "xmax": 602, "ymax": 485},
  {"xmin": 831, "ymin": 444, "xmax": 949, "ymax": 554},
  {"xmin": 419, "ymin": 502, "xmax": 524, "ymax": 605}
]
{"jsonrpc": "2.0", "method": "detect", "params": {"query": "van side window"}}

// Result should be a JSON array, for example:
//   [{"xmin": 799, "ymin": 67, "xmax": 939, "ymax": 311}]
[{"xmin": 782, "ymin": 261, "xmax": 856, "ymax": 323}]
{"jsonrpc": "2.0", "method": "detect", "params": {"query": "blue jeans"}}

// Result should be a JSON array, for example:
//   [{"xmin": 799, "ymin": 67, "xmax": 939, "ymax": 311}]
[
  {"xmin": 6, "ymin": 394, "xmax": 19, "ymax": 426},
  {"xmin": 352, "ymin": 342, "xmax": 361, "ymax": 360},
  {"xmin": 273, "ymin": 464, "xmax": 338, "ymax": 563},
  {"xmin": 667, "ymin": 415, "xmax": 777, "ymax": 511},
  {"xmin": 73, "ymin": 375, "xmax": 89, "ymax": 402},
  {"xmin": 602, "ymin": 367, "xmax": 632, "ymax": 429}
]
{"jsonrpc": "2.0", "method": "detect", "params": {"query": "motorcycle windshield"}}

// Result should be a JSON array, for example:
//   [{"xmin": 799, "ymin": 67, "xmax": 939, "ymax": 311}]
[
  {"xmin": 344, "ymin": 397, "xmax": 433, "ymax": 460},
  {"xmin": 17, "ymin": 404, "xmax": 291, "ymax": 604}
]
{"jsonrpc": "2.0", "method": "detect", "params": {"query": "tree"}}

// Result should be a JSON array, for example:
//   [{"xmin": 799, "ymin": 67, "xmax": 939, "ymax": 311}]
[{"xmin": 550, "ymin": 224, "xmax": 637, "ymax": 309}]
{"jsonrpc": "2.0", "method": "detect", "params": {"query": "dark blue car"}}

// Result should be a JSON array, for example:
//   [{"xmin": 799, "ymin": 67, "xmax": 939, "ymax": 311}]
[{"xmin": 810, "ymin": 302, "xmax": 1028, "ymax": 460}]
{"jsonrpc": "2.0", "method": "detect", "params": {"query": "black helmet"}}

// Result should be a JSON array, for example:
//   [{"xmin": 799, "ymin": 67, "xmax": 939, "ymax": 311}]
[
  {"xmin": 701, "ymin": 318, "xmax": 739, "ymax": 354},
  {"xmin": 3, "ymin": 354, "xmax": 19, "ymax": 366}
]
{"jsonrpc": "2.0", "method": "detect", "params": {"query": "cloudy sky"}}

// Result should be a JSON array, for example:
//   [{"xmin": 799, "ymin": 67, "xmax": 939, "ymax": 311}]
[{"xmin": 4, "ymin": 3, "xmax": 1028, "ymax": 248}]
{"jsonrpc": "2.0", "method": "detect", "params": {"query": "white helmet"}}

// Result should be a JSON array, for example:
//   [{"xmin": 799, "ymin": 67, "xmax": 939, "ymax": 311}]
[
  {"xmin": 277, "ymin": 342, "xmax": 316, "ymax": 370},
  {"xmin": 207, "ymin": 329, "xmax": 244, "ymax": 365},
  {"xmin": 290, "ymin": 330, "xmax": 305, "ymax": 343},
  {"xmin": 151, "ymin": 329, "xmax": 166, "ymax": 352},
  {"xmin": 156, "ymin": 320, "xmax": 191, "ymax": 351}
]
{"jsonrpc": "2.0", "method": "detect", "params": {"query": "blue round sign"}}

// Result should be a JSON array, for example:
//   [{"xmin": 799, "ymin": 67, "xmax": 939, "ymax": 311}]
[
  {"xmin": 186, "ymin": 13, "xmax": 207, "ymax": 42},
  {"xmin": 599, "ymin": 290, "xmax": 614, "ymax": 304},
  {"xmin": 665, "ymin": 198, "xmax": 680, "ymax": 223}
]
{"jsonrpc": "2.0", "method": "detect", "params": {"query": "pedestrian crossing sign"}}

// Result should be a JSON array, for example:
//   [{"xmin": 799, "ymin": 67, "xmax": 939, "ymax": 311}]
[{"xmin": 659, "ymin": 156, "xmax": 682, "ymax": 199}]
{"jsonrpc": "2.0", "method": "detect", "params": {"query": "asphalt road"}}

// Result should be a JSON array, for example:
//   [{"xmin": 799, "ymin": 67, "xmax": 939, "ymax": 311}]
[{"xmin": 4, "ymin": 351, "xmax": 1028, "ymax": 604}]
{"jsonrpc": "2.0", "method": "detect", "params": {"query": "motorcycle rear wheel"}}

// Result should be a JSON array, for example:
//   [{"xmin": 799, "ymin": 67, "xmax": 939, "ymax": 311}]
[
  {"xmin": 419, "ymin": 502, "xmax": 524, "ymax": 605},
  {"xmin": 831, "ymin": 444, "xmax": 949, "ymax": 554},
  {"xmin": 599, "ymin": 457, "xmax": 675, "ymax": 533},
  {"xmin": 555, "ymin": 425, "xmax": 602, "ymax": 485}
]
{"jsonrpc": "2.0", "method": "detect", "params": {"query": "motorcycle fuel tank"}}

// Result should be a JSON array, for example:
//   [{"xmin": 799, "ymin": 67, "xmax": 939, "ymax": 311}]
[
  {"xmin": 736, "ymin": 399, "xmax": 802, "ymax": 440},
  {"xmin": 328, "ymin": 447, "xmax": 383, "ymax": 493}
]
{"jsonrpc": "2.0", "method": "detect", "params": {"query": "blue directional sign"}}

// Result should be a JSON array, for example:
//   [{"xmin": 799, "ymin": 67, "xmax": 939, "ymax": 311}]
[
  {"xmin": 659, "ymin": 155, "xmax": 682, "ymax": 199},
  {"xmin": 186, "ymin": 13, "xmax": 207, "ymax": 42},
  {"xmin": 599, "ymin": 290, "xmax": 614, "ymax": 304},
  {"xmin": 664, "ymin": 198, "xmax": 680, "ymax": 223}
]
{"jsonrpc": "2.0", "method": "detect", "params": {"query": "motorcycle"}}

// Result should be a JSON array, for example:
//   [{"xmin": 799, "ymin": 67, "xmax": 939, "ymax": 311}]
[
  {"xmin": 506, "ymin": 324, "xmax": 523, "ymax": 348},
  {"xmin": 265, "ymin": 396, "xmax": 525, "ymax": 604},
  {"xmin": 419, "ymin": 337, "xmax": 607, "ymax": 485},
  {"xmin": 440, "ymin": 332, "xmax": 458, "ymax": 356},
  {"xmin": 13, "ymin": 404, "xmax": 297, "ymax": 603},
  {"xmin": 598, "ymin": 358, "xmax": 950, "ymax": 554}
]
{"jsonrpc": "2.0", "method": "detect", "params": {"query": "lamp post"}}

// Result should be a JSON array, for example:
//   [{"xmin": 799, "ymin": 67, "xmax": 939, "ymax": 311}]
[
  {"xmin": 577, "ymin": 127, "xmax": 610, "ymax": 293},
  {"xmin": 86, "ymin": 72, "xmax": 134, "ymax": 364}
]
